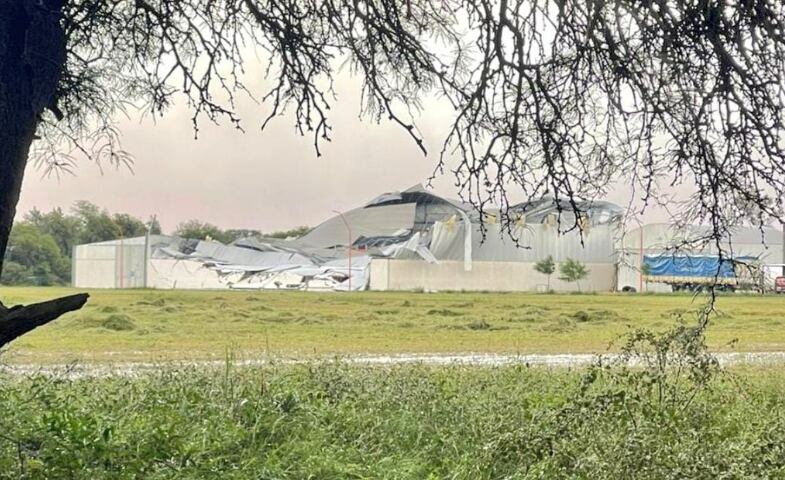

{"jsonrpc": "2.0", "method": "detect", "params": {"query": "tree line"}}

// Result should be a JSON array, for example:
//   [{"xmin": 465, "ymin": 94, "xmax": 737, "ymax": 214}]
[{"xmin": 2, "ymin": 203, "xmax": 308, "ymax": 286}]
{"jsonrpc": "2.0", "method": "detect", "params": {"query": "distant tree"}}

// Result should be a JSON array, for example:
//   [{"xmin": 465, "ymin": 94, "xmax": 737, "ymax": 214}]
[
  {"xmin": 266, "ymin": 226, "xmax": 311, "ymax": 239},
  {"xmin": 72, "ymin": 202, "xmax": 121, "ymax": 245},
  {"xmin": 534, "ymin": 256, "xmax": 556, "ymax": 291},
  {"xmin": 112, "ymin": 213, "xmax": 147, "ymax": 238},
  {"xmin": 1, "ymin": 224, "xmax": 69, "ymax": 286},
  {"xmin": 24, "ymin": 207, "xmax": 80, "ymax": 257},
  {"xmin": 559, "ymin": 259, "xmax": 590, "ymax": 292},
  {"xmin": 146, "ymin": 217, "xmax": 163, "ymax": 235},
  {"xmin": 641, "ymin": 263, "xmax": 652, "ymax": 291},
  {"xmin": 175, "ymin": 220, "xmax": 232, "ymax": 244},
  {"xmin": 223, "ymin": 229, "xmax": 264, "ymax": 243}
]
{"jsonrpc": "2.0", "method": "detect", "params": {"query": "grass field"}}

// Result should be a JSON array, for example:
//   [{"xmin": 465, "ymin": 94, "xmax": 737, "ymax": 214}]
[
  {"xmin": 2, "ymin": 288, "xmax": 785, "ymax": 478},
  {"xmin": 2, "ymin": 287, "xmax": 785, "ymax": 363}
]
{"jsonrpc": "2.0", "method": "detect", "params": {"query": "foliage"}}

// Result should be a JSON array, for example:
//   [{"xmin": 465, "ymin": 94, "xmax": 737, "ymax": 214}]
[
  {"xmin": 533, "ymin": 255, "xmax": 555, "ymax": 290},
  {"xmin": 5, "ymin": 205, "xmax": 310, "ymax": 285},
  {"xmin": 21, "ymin": 0, "xmax": 784, "ymax": 259},
  {"xmin": 174, "ymin": 220, "xmax": 233, "ymax": 244},
  {"xmin": 559, "ymin": 258, "xmax": 590, "ymax": 291},
  {"xmin": 23, "ymin": 209, "xmax": 80, "ymax": 258},
  {"xmin": 111, "ymin": 214, "xmax": 147, "ymax": 238},
  {"xmin": 3, "ymin": 203, "xmax": 160, "ymax": 285},
  {"xmin": 176, "ymin": 224, "xmax": 310, "ymax": 244},
  {"xmin": 0, "ymin": 345, "xmax": 783, "ymax": 478},
  {"xmin": 265, "ymin": 226, "xmax": 311, "ymax": 239},
  {"xmin": 0, "ymin": 226, "xmax": 70, "ymax": 286},
  {"xmin": 70, "ymin": 201, "xmax": 121, "ymax": 245}
]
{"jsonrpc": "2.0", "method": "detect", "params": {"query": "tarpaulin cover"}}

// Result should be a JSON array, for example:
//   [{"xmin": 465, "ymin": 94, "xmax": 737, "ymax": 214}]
[{"xmin": 643, "ymin": 255, "xmax": 738, "ymax": 278}]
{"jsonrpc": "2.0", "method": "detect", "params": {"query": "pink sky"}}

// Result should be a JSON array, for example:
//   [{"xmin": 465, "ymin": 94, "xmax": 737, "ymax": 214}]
[{"xmin": 18, "ymin": 73, "xmax": 665, "ymax": 234}]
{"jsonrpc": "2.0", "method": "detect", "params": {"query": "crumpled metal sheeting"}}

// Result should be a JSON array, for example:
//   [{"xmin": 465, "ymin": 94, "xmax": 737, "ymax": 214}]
[
  {"xmin": 226, "ymin": 255, "xmax": 371, "ymax": 291},
  {"xmin": 508, "ymin": 198, "xmax": 624, "ymax": 226},
  {"xmin": 192, "ymin": 241, "xmax": 314, "ymax": 269},
  {"xmin": 378, "ymin": 233, "xmax": 439, "ymax": 264}
]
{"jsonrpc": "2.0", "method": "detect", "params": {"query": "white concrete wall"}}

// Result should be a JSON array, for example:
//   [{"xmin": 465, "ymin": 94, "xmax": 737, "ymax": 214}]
[
  {"xmin": 72, "ymin": 243, "xmax": 146, "ymax": 288},
  {"xmin": 369, "ymin": 259, "xmax": 616, "ymax": 292},
  {"xmin": 72, "ymin": 245, "xmax": 116, "ymax": 288}
]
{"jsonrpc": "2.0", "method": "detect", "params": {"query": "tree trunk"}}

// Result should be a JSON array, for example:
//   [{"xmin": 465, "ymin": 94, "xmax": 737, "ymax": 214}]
[{"xmin": 0, "ymin": 0, "xmax": 88, "ymax": 348}]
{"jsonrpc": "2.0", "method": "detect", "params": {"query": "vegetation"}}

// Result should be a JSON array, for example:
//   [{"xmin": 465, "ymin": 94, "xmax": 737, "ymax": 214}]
[
  {"xmin": 533, "ymin": 256, "xmax": 555, "ymax": 291},
  {"xmin": 2, "ymin": 0, "xmax": 784, "ymax": 360},
  {"xmin": 2, "ymin": 287, "xmax": 785, "ymax": 364},
  {"xmin": 2, "ymin": 204, "xmax": 310, "ymax": 286},
  {"xmin": 174, "ymin": 221, "xmax": 310, "ymax": 244},
  {"xmin": 0, "ymin": 347, "xmax": 784, "ymax": 478},
  {"xmin": 559, "ymin": 258, "xmax": 590, "ymax": 292},
  {"xmin": 1, "ymin": 203, "xmax": 157, "ymax": 286}
]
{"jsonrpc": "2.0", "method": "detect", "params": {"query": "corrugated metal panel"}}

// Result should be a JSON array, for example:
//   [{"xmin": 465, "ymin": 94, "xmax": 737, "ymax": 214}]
[{"xmin": 471, "ymin": 224, "xmax": 618, "ymax": 263}]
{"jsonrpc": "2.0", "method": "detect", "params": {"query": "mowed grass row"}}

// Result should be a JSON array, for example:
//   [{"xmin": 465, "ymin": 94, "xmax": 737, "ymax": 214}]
[
  {"xmin": 2, "ymin": 287, "xmax": 785, "ymax": 363},
  {"xmin": 0, "ymin": 363, "xmax": 783, "ymax": 479}
]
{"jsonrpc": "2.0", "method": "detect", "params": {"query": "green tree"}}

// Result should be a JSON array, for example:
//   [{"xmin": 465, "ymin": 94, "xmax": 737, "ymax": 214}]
[
  {"xmin": 112, "ymin": 213, "xmax": 147, "ymax": 238},
  {"xmin": 2, "ymin": 224, "xmax": 69, "ymax": 285},
  {"xmin": 223, "ymin": 229, "xmax": 264, "ymax": 243},
  {"xmin": 24, "ymin": 207, "xmax": 81, "ymax": 257},
  {"xmin": 266, "ymin": 226, "xmax": 311, "ymax": 239},
  {"xmin": 72, "ymin": 201, "xmax": 121, "ymax": 245},
  {"xmin": 175, "ymin": 220, "xmax": 232, "ymax": 244},
  {"xmin": 559, "ymin": 258, "xmax": 590, "ymax": 292},
  {"xmin": 146, "ymin": 217, "xmax": 163, "ymax": 235},
  {"xmin": 534, "ymin": 256, "xmax": 556, "ymax": 291}
]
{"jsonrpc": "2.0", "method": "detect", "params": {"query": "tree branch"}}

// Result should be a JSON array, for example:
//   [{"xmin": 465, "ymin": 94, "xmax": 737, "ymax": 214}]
[{"xmin": 0, "ymin": 293, "xmax": 88, "ymax": 349}]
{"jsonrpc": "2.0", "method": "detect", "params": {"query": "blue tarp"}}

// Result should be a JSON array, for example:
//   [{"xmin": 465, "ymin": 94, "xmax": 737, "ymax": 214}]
[{"xmin": 643, "ymin": 255, "xmax": 753, "ymax": 278}]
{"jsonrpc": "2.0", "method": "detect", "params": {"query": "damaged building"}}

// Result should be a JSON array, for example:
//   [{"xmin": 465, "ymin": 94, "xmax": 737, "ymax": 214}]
[{"xmin": 72, "ymin": 185, "xmax": 627, "ymax": 292}]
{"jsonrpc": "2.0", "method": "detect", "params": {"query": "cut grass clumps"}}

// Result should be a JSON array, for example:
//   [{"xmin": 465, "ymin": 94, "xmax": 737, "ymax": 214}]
[
  {"xmin": 570, "ymin": 309, "xmax": 623, "ymax": 322},
  {"xmin": 136, "ymin": 297, "xmax": 166, "ymax": 307},
  {"xmin": 467, "ymin": 319, "xmax": 491, "ymax": 330},
  {"xmin": 426, "ymin": 308, "xmax": 464, "ymax": 317},
  {"xmin": 102, "ymin": 314, "xmax": 136, "ymax": 331}
]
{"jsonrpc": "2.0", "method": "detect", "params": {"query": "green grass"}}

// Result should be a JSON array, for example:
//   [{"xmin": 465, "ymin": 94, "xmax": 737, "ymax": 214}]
[
  {"xmin": 2, "ymin": 287, "xmax": 785, "ymax": 363},
  {"xmin": 0, "ymin": 362, "xmax": 783, "ymax": 479}
]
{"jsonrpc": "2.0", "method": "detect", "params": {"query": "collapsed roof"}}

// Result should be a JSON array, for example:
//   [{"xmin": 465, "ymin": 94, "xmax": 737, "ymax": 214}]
[{"xmin": 149, "ymin": 185, "xmax": 623, "ymax": 291}]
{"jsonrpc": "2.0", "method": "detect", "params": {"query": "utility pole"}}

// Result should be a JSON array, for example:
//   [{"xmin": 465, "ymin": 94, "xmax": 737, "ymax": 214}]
[
  {"xmin": 144, "ymin": 215, "xmax": 156, "ymax": 288},
  {"xmin": 333, "ymin": 210, "xmax": 353, "ymax": 291}
]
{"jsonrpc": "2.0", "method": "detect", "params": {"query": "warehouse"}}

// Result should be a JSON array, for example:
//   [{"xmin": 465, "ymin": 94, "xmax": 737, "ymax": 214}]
[
  {"xmin": 617, "ymin": 223, "xmax": 785, "ymax": 292},
  {"xmin": 75, "ymin": 185, "xmax": 785, "ymax": 293},
  {"xmin": 72, "ymin": 185, "xmax": 626, "ymax": 292}
]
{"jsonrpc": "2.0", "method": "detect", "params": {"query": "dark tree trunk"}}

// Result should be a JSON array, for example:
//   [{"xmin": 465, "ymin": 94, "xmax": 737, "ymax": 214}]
[{"xmin": 0, "ymin": 0, "xmax": 88, "ymax": 348}]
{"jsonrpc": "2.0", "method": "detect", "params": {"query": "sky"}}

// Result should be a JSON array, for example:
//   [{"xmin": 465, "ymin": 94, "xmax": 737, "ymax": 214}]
[{"xmin": 17, "ymin": 69, "xmax": 659, "ymax": 234}]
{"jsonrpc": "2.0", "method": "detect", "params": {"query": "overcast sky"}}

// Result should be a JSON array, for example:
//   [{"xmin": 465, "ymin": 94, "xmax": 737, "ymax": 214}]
[{"xmin": 17, "ymin": 70, "xmax": 661, "ymax": 234}]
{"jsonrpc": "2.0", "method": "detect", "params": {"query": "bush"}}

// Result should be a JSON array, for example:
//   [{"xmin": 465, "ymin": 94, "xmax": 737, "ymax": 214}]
[{"xmin": 0, "ymin": 325, "xmax": 781, "ymax": 478}]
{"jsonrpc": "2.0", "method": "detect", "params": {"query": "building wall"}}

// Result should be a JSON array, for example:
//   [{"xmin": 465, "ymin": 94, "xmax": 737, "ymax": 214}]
[
  {"xmin": 369, "ymin": 259, "xmax": 616, "ymax": 292},
  {"xmin": 72, "ymin": 243, "xmax": 146, "ymax": 288}
]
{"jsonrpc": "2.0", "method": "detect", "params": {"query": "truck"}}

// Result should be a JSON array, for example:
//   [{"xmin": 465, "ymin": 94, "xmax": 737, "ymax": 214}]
[{"xmin": 642, "ymin": 255, "xmax": 761, "ymax": 292}]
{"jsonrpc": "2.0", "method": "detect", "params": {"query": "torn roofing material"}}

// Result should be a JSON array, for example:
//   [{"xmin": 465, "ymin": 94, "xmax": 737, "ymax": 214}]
[{"xmin": 125, "ymin": 185, "xmax": 624, "ymax": 291}]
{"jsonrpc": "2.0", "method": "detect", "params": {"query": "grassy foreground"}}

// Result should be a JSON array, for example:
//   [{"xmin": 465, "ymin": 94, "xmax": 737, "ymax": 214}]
[
  {"xmin": 2, "ymin": 287, "xmax": 785, "ymax": 363},
  {"xmin": 0, "ymin": 362, "xmax": 783, "ymax": 479}
]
